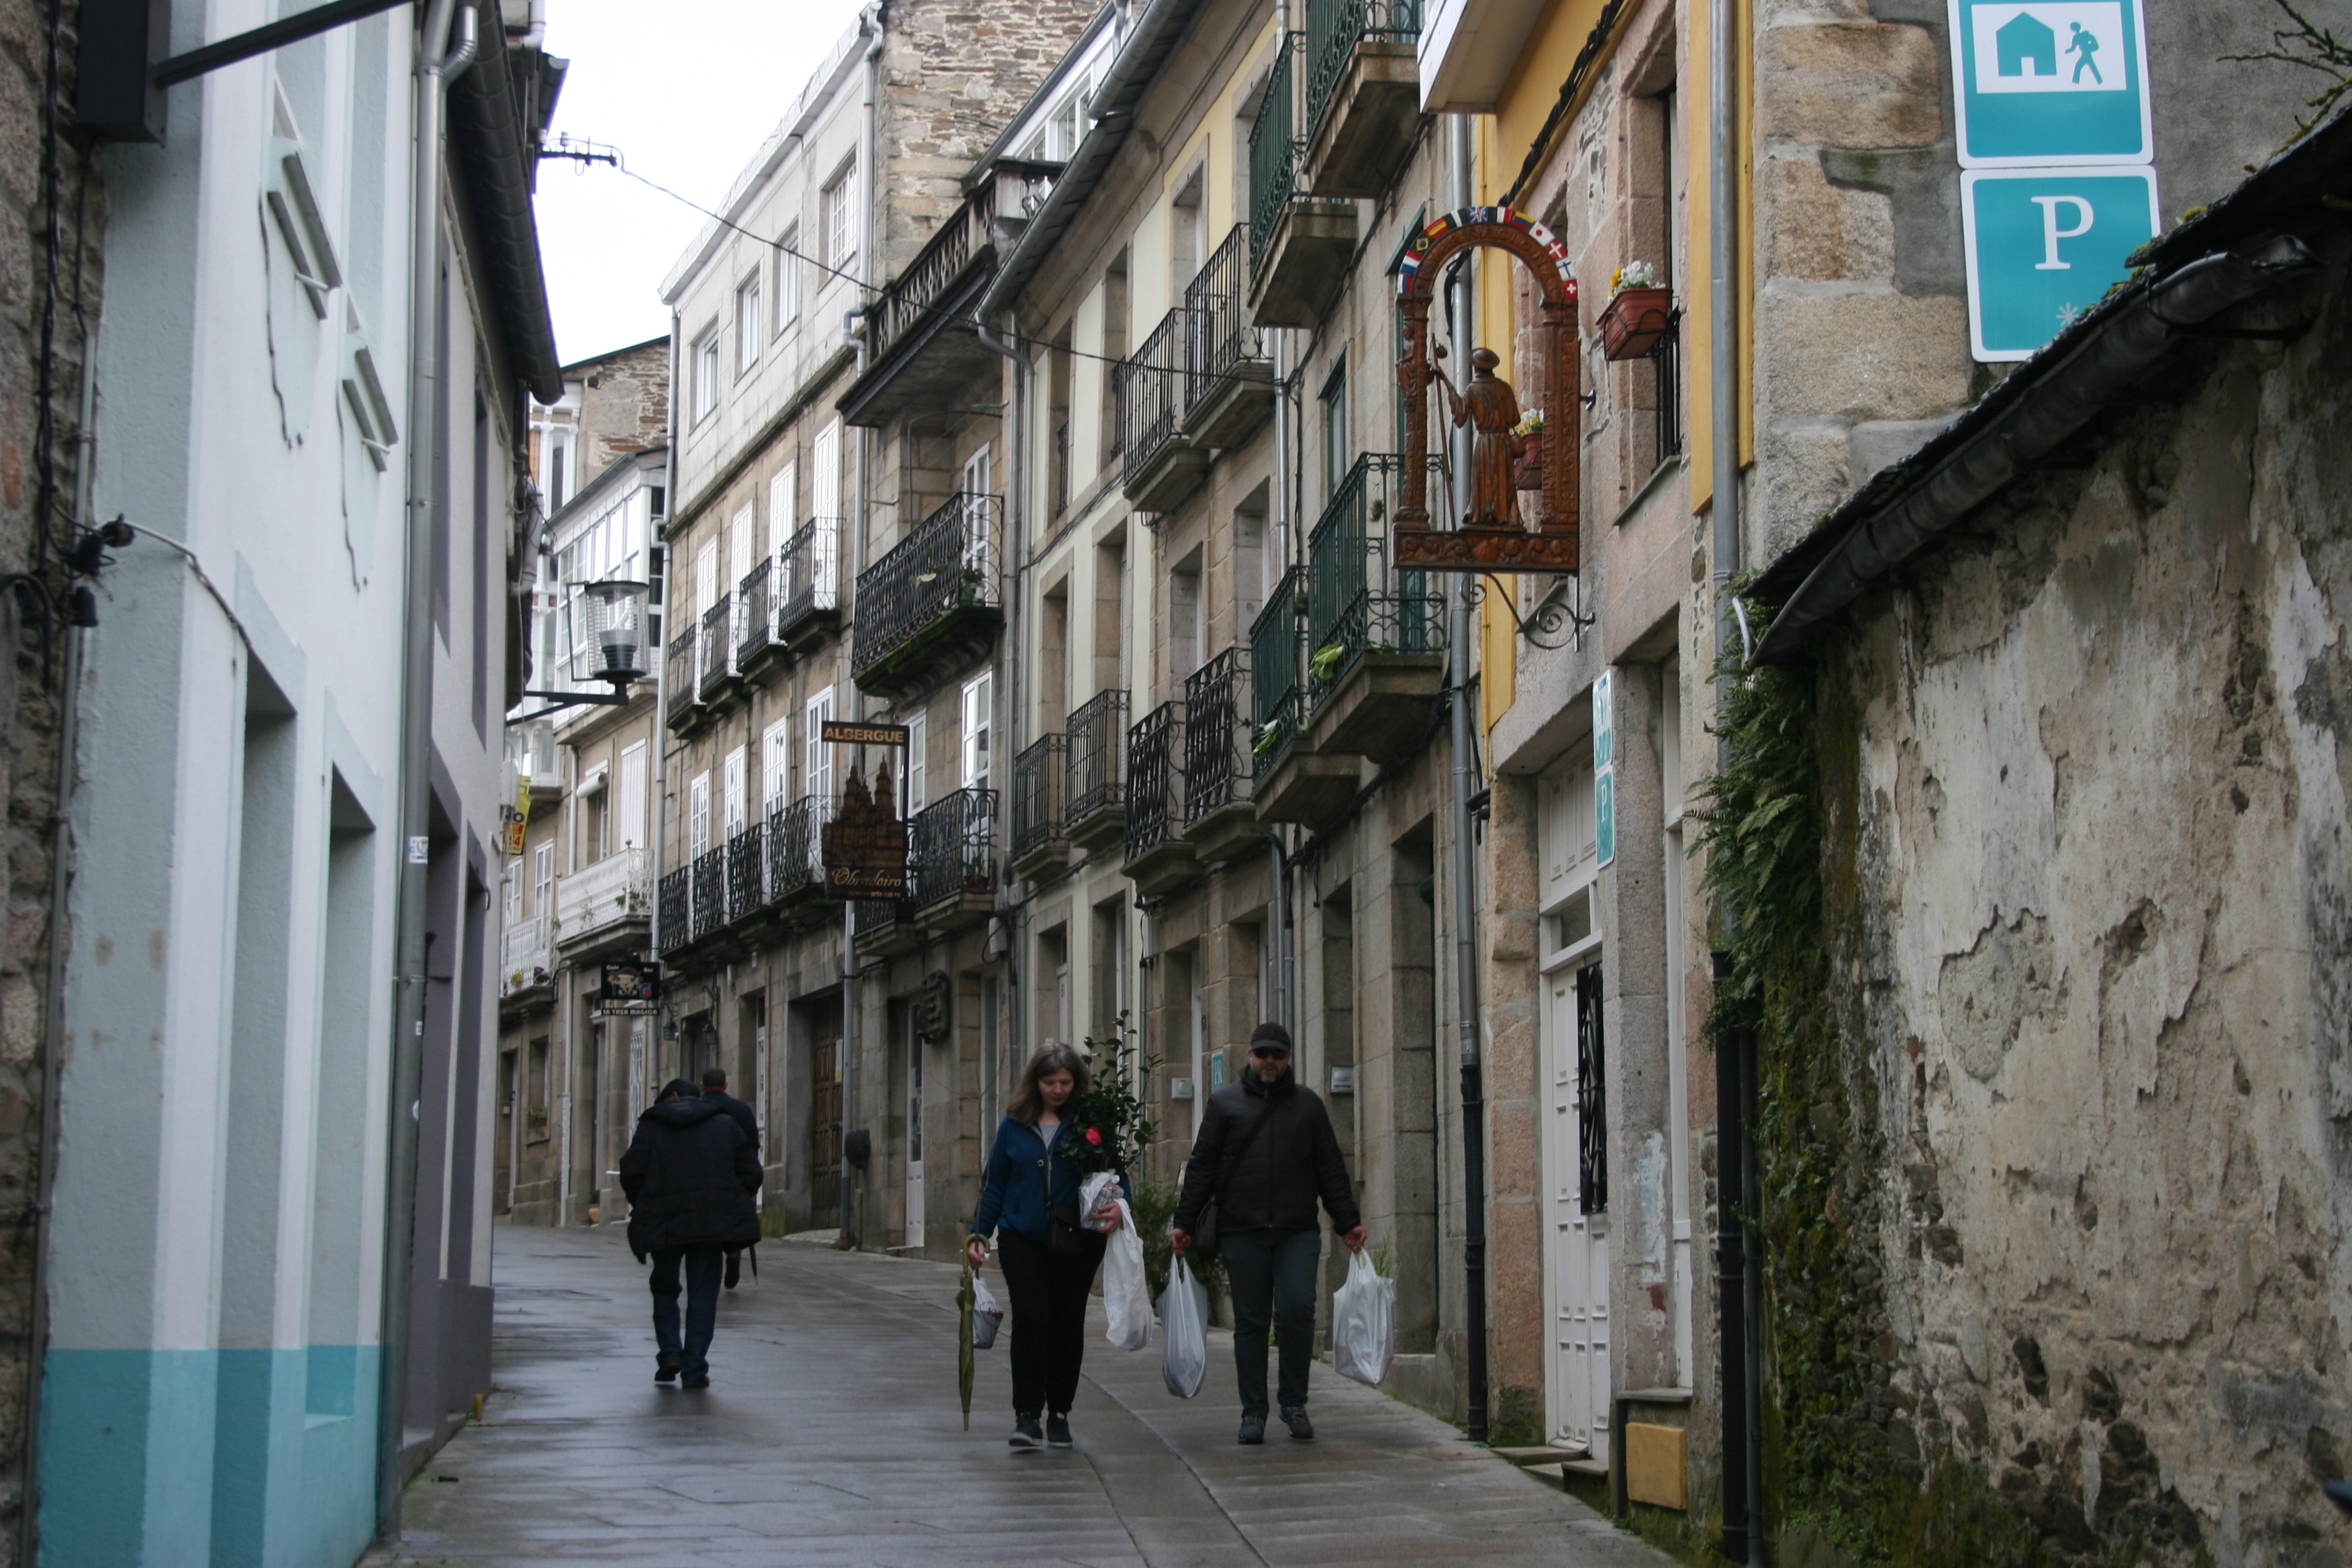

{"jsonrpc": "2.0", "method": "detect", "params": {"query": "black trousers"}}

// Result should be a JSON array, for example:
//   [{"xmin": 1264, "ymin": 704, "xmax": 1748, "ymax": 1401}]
[
  {"xmin": 1221, "ymin": 1227, "xmax": 1322, "ymax": 1416},
  {"xmin": 995, "ymin": 1228, "xmax": 1106, "ymax": 1417}
]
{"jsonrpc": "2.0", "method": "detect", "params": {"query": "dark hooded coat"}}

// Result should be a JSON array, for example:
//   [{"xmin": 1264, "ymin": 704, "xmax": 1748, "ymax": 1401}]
[{"xmin": 618, "ymin": 1096, "xmax": 763, "ymax": 1261}]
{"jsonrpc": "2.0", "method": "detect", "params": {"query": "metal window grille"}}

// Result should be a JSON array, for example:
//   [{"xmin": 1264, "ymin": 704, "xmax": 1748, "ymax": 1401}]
[
  {"xmin": 1650, "ymin": 309, "xmax": 1684, "ymax": 470},
  {"xmin": 1576, "ymin": 960, "xmax": 1607, "ymax": 1214}
]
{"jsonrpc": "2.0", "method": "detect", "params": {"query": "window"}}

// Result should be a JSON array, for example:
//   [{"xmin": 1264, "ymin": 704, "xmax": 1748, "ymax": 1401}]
[
  {"xmin": 763, "ymin": 719, "xmax": 791, "ymax": 808},
  {"xmin": 805, "ymin": 687, "xmax": 836, "ymax": 801},
  {"xmin": 811, "ymin": 422, "xmax": 840, "ymax": 599},
  {"xmin": 724, "ymin": 746, "xmax": 747, "ymax": 838},
  {"xmin": 618, "ymin": 742, "xmax": 648, "ymax": 848},
  {"xmin": 769, "ymin": 462, "xmax": 795, "ymax": 538},
  {"xmin": 736, "ymin": 275, "xmax": 761, "ymax": 375},
  {"xmin": 689, "ymin": 772, "xmax": 712, "ymax": 856},
  {"xmin": 962, "ymin": 445, "xmax": 993, "ymax": 577},
  {"xmin": 730, "ymin": 503, "xmax": 755, "ymax": 597},
  {"xmin": 961, "ymin": 673, "xmax": 991, "ymax": 789},
  {"xmin": 545, "ymin": 429, "xmax": 572, "ymax": 511},
  {"xmin": 533, "ymin": 842, "xmax": 554, "ymax": 916},
  {"xmin": 775, "ymin": 226, "xmax": 801, "ymax": 332},
  {"xmin": 1320, "ymin": 357, "xmax": 1349, "ymax": 501},
  {"xmin": 823, "ymin": 164, "xmax": 856, "ymax": 269},
  {"xmin": 693, "ymin": 332, "xmax": 720, "ymax": 422},
  {"xmin": 503, "ymin": 863, "xmax": 522, "ymax": 924},
  {"xmin": 695, "ymin": 538, "xmax": 718, "ymax": 617},
  {"xmin": 905, "ymin": 712, "xmax": 928, "ymax": 816}
]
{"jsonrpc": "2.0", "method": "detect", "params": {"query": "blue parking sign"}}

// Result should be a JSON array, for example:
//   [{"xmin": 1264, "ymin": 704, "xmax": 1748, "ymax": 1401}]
[
  {"xmin": 1961, "ymin": 168, "xmax": 2158, "ymax": 360},
  {"xmin": 1949, "ymin": 0, "xmax": 2153, "ymax": 166}
]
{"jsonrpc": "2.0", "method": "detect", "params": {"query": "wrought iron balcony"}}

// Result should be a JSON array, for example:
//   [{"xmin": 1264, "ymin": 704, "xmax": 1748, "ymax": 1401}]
[
  {"xmin": 854, "ymin": 897, "xmax": 916, "ymax": 954},
  {"xmin": 764, "ymin": 793, "xmax": 835, "ymax": 908},
  {"xmin": 1302, "ymin": 0, "xmax": 1422, "ymax": 196},
  {"xmin": 726, "ymin": 822, "xmax": 766, "ymax": 922},
  {"xmin": 1251, "ymin": 571, "xmax": 1306, "ymax": 775},
  {"xmin": 777, "ymin": 518, "xmax": 842, "ymax": 646},
  {"xmin": 1249, "ymin": 34, "xmax": 1303, "ymax": 277},
  {"xmin": 869, "ymin": 175, "xmax": 997, "ymax": 372},
  {"xmin": 1306, "ymin": 453, "xmax": 1447, "ymax": 764},
  {"xmin": 656, "ymin": 866, "xmax": 691, "ymax": 955},
  {"xmin": 911, "ymin": 786, "xmax": 998, "ymax": 917},
  {"xmin": 554, "ymin": 846, "xmax": 650, "ymax": 953},
  {"xmin": 499, "ymin": 914, "xmax": 550, "ymax": 1001},
  {"xmin": 690, "ymin": 846, "xmax": 726, "ymax": 942},
  {"xmin": 735, "ymin": 557, "xmax": 776, "ymax": 669},
  {"xmin": 850, "ymin": 492, "xmax": 1002, "ymax": 699},
  {"xmin": 697, "ymin": 597, "xmax": 734, "ymax": 702},
  {"xmin": 1124, "ymin": 699, "xmax": 1185, "ymax": 865},
  {"xmin": 665, "ymin": 624, "xmax": 698, "ymax": 728},
  {"xmin": 1011, "ymin": 734, "xmax": 1067, "ymax": 870},
  {"xmin": 1184, "ymin": 647, "xmax": 1252, "ymax": 822},
  {"xmin": 1247, "ymin": 31, "xmax": 1355, "ymax": 326},
  {"xmin": 1180, "ymin": 225, "xmax": 1272, "ymax": 448},
  {"xmin": 1066, "ymin": 688, "xmax": 1128, "ymax": 843},
  {"xmin": 1114, "ymin": 307, "xmax": 1206, "ymax": 511}
]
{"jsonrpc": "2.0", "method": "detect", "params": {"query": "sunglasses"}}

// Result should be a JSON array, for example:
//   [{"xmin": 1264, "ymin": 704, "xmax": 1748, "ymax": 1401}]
[{"xmin": 1249, "ymin": 1044, "xmax": 1290, "ymax": 1059}]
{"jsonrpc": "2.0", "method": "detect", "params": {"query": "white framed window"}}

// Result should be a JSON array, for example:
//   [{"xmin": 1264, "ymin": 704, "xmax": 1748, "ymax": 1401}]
[
  {"xmin": 962, "ymin": 444, "xmax": 992, "ymax": 500},
  {"xmin": 544, "ymin": 428, "xmax": 573, "ymax": 511},
  {"xmin": 736, "ymin": 274, "xmax": 761, "ymax": 375},
  {"xmin": 960, "ymin": 673, "xmax": 991, "ymax": 789},
  {"xmin": 693, "ymin": 331, "xmax": 720, "ymax": 422},
  {"xmin": 618, "ymin": 742, "xmax": 648, "ymax": 848},
  {"xmin": 762, "ymin": 718, "xmax": 792, "ymax": 809},
  {"xmin": 731, "ymin": 503, "xmax": 756, "ymax": 593},
  {"xmin": 905, "ymin": 712, "xmax": 928, "ymax": 816},
  {"xmin": 805, "ymin": 687, "xmax": 836, "ymax": 801},
  {"xmin": 822, "ymin": 164, "xmax": 856, "ymax": 269},
  {"xmin": 812, "ymin": 422, "xmax": 841, "ymax": 599},
  {"xmin": 503, "ymin": 863, "xmax": 523, "ymax": 923},
  {"xmin": 689, "ymin": 772, "xmax": 712, "ymax": 856},
  {"xmin": 533, "ymin": 842, "xmax": 554, "ymax": 916},
  {"xmin": 695, "ymin": 538, "xmax": 718, "ymax": 617},
  {"xmin": 775, "ymin": 226, "xmax": 801, "ymax": 332},
  {"xmin": 769, "ymin": 462, "xmax": 795, "ymax": 540},
  {"xmin": 724, "ymin": 746, "xmax": 748, "ymax": 838}
]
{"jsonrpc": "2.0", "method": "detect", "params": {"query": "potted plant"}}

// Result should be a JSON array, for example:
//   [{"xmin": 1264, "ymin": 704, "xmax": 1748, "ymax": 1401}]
[
  {"xmin": 1512, "ymin": 408, "xmax": 1545, "ymax": 489},
  {"xmin": 1598, "ymin": 260, "xmax": 1673, "ymax": 360}
]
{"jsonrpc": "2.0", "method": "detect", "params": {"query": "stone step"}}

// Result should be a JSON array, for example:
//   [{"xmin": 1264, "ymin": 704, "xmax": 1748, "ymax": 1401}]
[{"xmin": 1492, "ymin": 1445, "xmax": 1589, "ymax": 1467}]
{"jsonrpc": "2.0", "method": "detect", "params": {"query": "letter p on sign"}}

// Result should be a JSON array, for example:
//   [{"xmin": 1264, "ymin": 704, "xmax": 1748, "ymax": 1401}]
[{"xmin": 2028, "ymin": 194, "xmax": 2094, "ymax": 268}]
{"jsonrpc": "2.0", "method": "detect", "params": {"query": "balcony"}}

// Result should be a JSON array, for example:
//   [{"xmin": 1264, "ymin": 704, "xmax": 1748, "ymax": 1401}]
[
  {"xmin": 1011, "ymin": 734, "xmax": 1068, "ymax": 881},
  {"xmin": 763, "ymin": 793, "xmax": 836, "ymax": 918},
  {"xmin": 1251, "ymin": 572, "xmax": 1359, "ymax": 824},
  {"xmin": 505, "ymin": 719, "xmax": 565, "ymax": 814},
  {"xmin": 697, "ymin": 597, "xmax": 738, "ymax": 705},
  {"xmin": 1122, "ymin": 699, "xmax": 1201, "ymax": 897},
  {"xmin": 1302, "ymin": 0, "xmax": 1424, "ymax": 198},
  {"xmin": 734, "ymin": 556, "xmax": 784, "ymax": 678},
  {"xmin": 690, "ymin": 846, "xmax": 726, "ymax": 943},
  {"xmin": 553, "ymin": 846, "xmax": 650, "ymax": 959},
  {"xmin": 656, "ymin": 867, "xmax": 689, "ymax": 956},
  {"xmin": 1180, "ymin": 226, "xmax": 1274, "ymax": 450},
  {"xmin": 850, "ymin": 492, "xmax": 1002, "ymax": 701},
  {"xmin": 1115, "ymin": 308, "xmax": 1208, "ymax": 513},
  {"xmin": 1182, "ymin": 648, "xmax": 1261, "ymax": 864},
  {"xmin": 1065, "ymin": 688, "xmax": 1128, "ymax": 852},
  {"xmin": 499, "ymin": 914, "xmax": 551, "ymax": 1006},
  {"xmin": 1248, "ymin": 33, "xmax": 1357, "ymax": 328},
  {"xmin": 1307, "ymin": 453, "xmax": 1447, "ymax": 766},
  {"xmin": 775, "ymin": 518, "xmax": 842, "ymax": 650},
  {"xmin": 665, "ymin": 624, "xmax": 701, "ymax": 731},
  {"xmin": 912, "ymin": 787, "xmax": 998, "ymax": 928},
  {"xmin": 726, "ymin": 822, "xmax": 767, "ymax": 927},
  {"xmin": 854, "ymin": 897, "xmax": 919, "ymax": 957}
]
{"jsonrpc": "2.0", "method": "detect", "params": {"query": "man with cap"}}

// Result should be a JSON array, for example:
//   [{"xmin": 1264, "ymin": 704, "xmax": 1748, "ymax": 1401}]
[{"xmin": 1171, "ymin": 1021, "xmax": 1366, "ymax": 1444}]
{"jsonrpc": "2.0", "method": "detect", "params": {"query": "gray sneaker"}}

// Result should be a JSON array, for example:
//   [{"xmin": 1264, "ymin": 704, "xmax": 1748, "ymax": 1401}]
[
  {"xmin": 1046, "ymin": 1412, "xmax": 1073, "ymax": 1448},
  {"xmin": 1010, "ymin": 1414, "xmax": 1044, "ymax": 1451},
  {"xmin": 1238, "ymin": 1413, "xmax": 1267, "ymax": 1444},
  {"xmin": 1281, "ymin": 1406, "xmax": 1314, "ymax": 1440}
]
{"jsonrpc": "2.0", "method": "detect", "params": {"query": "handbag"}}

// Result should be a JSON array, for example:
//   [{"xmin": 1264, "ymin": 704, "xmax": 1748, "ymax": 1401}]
[
  {"xmin": 1042, "ymin": 1125, "xmax": 1089, "ymax": 1259},
  {"xmin": 1190, "ymin": 1099, "xmax": 1273, "ymax": 1254}
]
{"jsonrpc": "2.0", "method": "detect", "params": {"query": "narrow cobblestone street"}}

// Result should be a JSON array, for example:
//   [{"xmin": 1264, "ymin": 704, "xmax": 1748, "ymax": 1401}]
[{"xmin": 367, "ymin": 1226, "xmax": 1669, "ymax": 1567}]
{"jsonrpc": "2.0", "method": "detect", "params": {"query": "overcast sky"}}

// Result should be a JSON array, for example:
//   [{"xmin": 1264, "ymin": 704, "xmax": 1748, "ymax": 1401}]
[{"xmin": 534, "ymin": 0, "xmax": 867, "ymax": 366}]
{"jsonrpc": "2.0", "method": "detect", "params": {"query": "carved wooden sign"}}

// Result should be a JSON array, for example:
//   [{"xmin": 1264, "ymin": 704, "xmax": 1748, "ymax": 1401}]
[
  {"xmin": 822, "ymin": 763, "xmax": 910, "ymax": 899},
  {"xmin": 1394, "ymin": 206, "xmax": 1581, "ymax": 573}
]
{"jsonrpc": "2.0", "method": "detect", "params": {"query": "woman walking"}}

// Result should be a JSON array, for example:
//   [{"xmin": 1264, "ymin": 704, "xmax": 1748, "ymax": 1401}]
[{"xmin": 967, "ymin": 1042, "xmax": 1128, "ymax": 1451}]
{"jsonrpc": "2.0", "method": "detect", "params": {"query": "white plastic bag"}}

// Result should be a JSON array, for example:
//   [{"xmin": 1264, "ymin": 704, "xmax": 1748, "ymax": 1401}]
[
  {"xmin": 1331, "ymin": 1249, "xmax": 1394, "ymax": 1387},
  {"xmin": 1160, "ymin": 1256, "xmax": 1209, "ymax": 1398},
  {"xmin": 971, "ymin": 1273, "xmax": 1004, "ymax": 1350},
  {"xmin": 1086, "ymin": 1171, "xmax": 1151, "ymax": 1351}
]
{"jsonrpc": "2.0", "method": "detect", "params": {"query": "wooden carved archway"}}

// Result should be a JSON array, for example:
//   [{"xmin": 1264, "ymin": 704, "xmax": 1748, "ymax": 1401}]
[{"xmin": 1395, "ymin": 207, "xmax": 1581, "ymax": 573}]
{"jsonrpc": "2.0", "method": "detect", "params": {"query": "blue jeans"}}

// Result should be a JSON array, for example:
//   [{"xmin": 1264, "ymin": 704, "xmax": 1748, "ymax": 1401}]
[
  {"xmin": 1221, "ymin": 1228, "xmax": 1322, "ymax": 1416},
  {"xmin": 649, "ymin": 1246, "xmax": 724, "ymax": 1379}
]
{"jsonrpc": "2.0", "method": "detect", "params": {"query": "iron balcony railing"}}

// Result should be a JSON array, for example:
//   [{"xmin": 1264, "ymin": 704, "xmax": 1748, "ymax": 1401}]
[
  {"xmin": 665, "ymin": 624, "xmax": 697, "ymax": 724},
  {"xmin": 698, "ymin": 597, "xmax": 733, "ymax": 700},
  {"xmin": 1251, "ymin": 571, "xmax": 1306, "ymax": 774},
  {"xmin": 1183, "ymin": 647, "xmax": 1252, "ymax": 820},
  {"xmin": 1067, "ymin": 688, "xmax": 1128, "ymax": 821},
  {"xmin": 726, "ymin": 822, "xmax": 765, "ymax": 921},
  {"xmin": 554, "ymin": 846, "xmax": 650, "ymax": 948},
  {"xmin": 854, "ymin": 897, "xmax": 908, "ymax": 940},
  {"xmin": 1248, "ymin": 34, "xmax": 1304, "ymax": 274},
  {"xmin": 867, "ymin": 177, "xmax": 995, "ymax": 369},
  {"xmin": 690, "ymin": 846, "xmax": 726, "ymax": 941},
  {"xmin": 1651, "ymin": 309, "xmax": 1685, "ymax": 472},
  {"xmin": 735, "ymin": 557, "xmax": 773, "ymax": 666},
  {"xmin": 1113, "ymin": 307, "xmax": 1187, "ymax": 491},
  {"xmin": 850, "ymin": 492, "xmax": 1001, "ymax": 679},
  {"xmin": 1012, "ymin": 734, "xmax": 1067, "ymax": 863},
  {"xmin": 1124, "ymin": 699, "xmax": 1185, "ymax": 863},
  {"xmin": 656, "ymin": 866, "xmax": 690, "ymax": 955},
  {"xmin": 1183, "ymin": 224, "xmax": 1265, "ymax": 416},
  {"xmin": 911, "ymin": 787, "xmax": 998, "ymax": 910},
  {"xmin": 765, "ymin": 793, "xmax": 834, "ymax": 903},
  {"xmin": 1308, "ymin": 453, "xmax": 1444, "ymax": 709},
  {"xmin": 777, "ymin": 517, "xmax": 842, "ymax": 635},
  {"xmin": 1304, "ymin": 0, "xmax": 1421, "ymax": 138}
]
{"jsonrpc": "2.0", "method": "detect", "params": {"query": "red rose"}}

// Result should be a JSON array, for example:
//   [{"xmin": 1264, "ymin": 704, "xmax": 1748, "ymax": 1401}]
[{"xmin": 1085, "ymin": 1127, "xmax": 1103, "ymax": 1146}]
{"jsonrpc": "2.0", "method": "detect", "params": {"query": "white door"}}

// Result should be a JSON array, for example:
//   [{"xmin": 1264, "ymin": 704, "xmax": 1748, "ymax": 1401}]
[
  {"xmin": 905, "ymin": 1016, "xmax": 926, "ymax": 1246},
  {"xmin": 1545, "ymin": 960, "xmax": 1610, "ymax": 1454}
]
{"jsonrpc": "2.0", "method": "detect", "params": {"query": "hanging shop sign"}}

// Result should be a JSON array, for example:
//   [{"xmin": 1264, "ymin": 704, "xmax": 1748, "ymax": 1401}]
[
  {"xmin": 1393, "ymin": 206, "xmax": 1581, "ymax": 573},
  {"xmin": 822, "ymin": 763, "xmax": 910, "ymax": 899},
  {"xmin": 822, "ymin": 720, "xmax": 911, "ymax": 748},
  {"xmin": 599, "ymin": 959, "xmax": 661, "ymax": 1008},
  {"xmin": 499, "ymin": 765, "xmax": 531, "ymax": 857}
]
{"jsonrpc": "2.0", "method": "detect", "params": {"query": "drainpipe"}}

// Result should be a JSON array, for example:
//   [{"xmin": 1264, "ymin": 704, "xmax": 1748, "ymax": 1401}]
[
  {"xmin": 1707, "ymin": 0, "xmax": 1761, "ymax": 1551},
  {"xmin": 378, "ymin": 0, "xmax": 477, "ymax": 1534},
  {"xmin": 1270, "ymin": 0, "xmax": 1298, "ymax": 1047},
  {"xmin": 650, "ymin": 311, "xmax": 679, "ymax": 967},
  {"xmin": 975, "ymin": 306, "xmax": 1025, "ymax": 1093},
  {"xmin": 1445, "ymin": 112, "xmax": 1489, "ymax": 1447}
]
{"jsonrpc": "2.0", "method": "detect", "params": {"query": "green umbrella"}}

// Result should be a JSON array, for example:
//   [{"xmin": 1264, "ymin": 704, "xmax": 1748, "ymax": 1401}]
[{"xmin": 957, "ymin": 1263, "xmax": 975, "ymax": 1432}]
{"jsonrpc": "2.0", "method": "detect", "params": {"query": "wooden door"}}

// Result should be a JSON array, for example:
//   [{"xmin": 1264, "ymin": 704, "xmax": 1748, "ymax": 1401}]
[{"xmin": 810, "ymin": 998, "xmax": 842, "ymax": 1226}]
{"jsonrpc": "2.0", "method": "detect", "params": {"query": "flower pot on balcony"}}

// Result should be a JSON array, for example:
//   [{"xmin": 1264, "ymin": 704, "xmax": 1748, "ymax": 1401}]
[{"xmin": 1599, "ymin": 287, "xmax": 1675, "ymax": 360}]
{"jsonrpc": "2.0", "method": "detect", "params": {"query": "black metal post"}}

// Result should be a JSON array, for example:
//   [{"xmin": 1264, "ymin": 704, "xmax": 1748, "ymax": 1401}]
[{"xmin": 1714, "ymin": 949, "xmax": 1751, "ymax": 1562}]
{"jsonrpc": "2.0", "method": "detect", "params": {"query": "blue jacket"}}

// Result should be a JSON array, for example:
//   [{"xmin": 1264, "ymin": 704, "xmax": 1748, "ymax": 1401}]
[{"xmin": 969, "ymin": 1116, "xmax": 1133, "ymax": 1242}]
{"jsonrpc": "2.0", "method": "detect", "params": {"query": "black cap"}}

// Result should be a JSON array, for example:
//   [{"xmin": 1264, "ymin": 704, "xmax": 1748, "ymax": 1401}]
[{"xmin": 1249, "ymin": 1022, "xmax": 1292, "ymax": 1054}]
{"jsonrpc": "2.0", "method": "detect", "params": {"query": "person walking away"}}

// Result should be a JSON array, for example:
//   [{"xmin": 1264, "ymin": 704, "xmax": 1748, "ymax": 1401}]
[
  {"xmin": 700, "ymin": 1067, "xmax": 760, "ymax": 1288},
  {"xmin": 966, "ymin": 1042, "xmax": 1130, "ymax": 1451},
  {"xmin": 619, "ymin": 1077, "xmax": 761, "ymax": 1388},
  {"xmin": 1171, "ymin": 1022, "xmax": 1365, "ymax": 1444}
]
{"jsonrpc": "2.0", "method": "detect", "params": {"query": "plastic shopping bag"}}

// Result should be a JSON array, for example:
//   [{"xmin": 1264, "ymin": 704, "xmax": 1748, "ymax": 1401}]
[
  {"xmin": 1087, "ymin": 1172, "xmax": 1151, "ymax": 1351},
  {"xmin": 971, "ymin": 1272, "xmax": 1005, "ymax": 1351},
  {"xmin": 1160, "ymin": 1257, "xmax": 1210, "ymax": 1398},
  {"xmin": 1331, "ymin": 1249, "xmax": 1394, "ymax": 1387}
]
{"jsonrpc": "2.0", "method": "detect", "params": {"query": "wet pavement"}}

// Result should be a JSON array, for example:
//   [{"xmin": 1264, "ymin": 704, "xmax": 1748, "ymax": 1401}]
[{"xmin": 365, "ymin": 1223, "xmax": 1671, "ymax": 1567}]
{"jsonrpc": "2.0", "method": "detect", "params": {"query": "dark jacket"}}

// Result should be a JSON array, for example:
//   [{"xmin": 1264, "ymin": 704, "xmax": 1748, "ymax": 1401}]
[
  {"xmin": 619, "ymin": 1097, "xmax": 763, "ymax": 1261},
  {"xmin": 969, "ymin": 1116, "xmax": 1134, "ymax": 1243},
  {"xmin": 1173, "ymin": 1067, "xmax": 1360, "ymax": 1236},
  {"xmin": 705, "ymin": 1090, "xmax": 758, "ymax": 1155}
]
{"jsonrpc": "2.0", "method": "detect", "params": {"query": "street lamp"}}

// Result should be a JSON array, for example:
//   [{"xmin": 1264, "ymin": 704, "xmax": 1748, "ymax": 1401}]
[{"xmin": 507, "ymin": 578, "xmax": 652, "ymax": 724}]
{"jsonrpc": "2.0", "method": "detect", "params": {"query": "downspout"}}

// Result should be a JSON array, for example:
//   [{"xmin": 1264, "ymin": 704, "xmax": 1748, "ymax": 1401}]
[
  {"xmin": 650, "ymin": 315, "xmax": 678, "ymax": 1030},
  {"xmin": 975, "ymin": 306, "xmax": 1024, "ymax": 1091},
  {"xmin": 1271, "ymin": 0, "xmax": 1297, "ymax": 1042},
  {"xmin": 839, "ymin": 3, "xmax": 882, "ymax": 1250},
  {"xmin": 379, "ymin": 0, "xmax": 477, "ymax": 1533},
  {"xmin": 1707, "ymin": 0, "xmax": 1759, "ymax": 1552},
  {"xmin": 1446, "ymin": 112, "xmax": 1489, "ymax": 1447}
]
